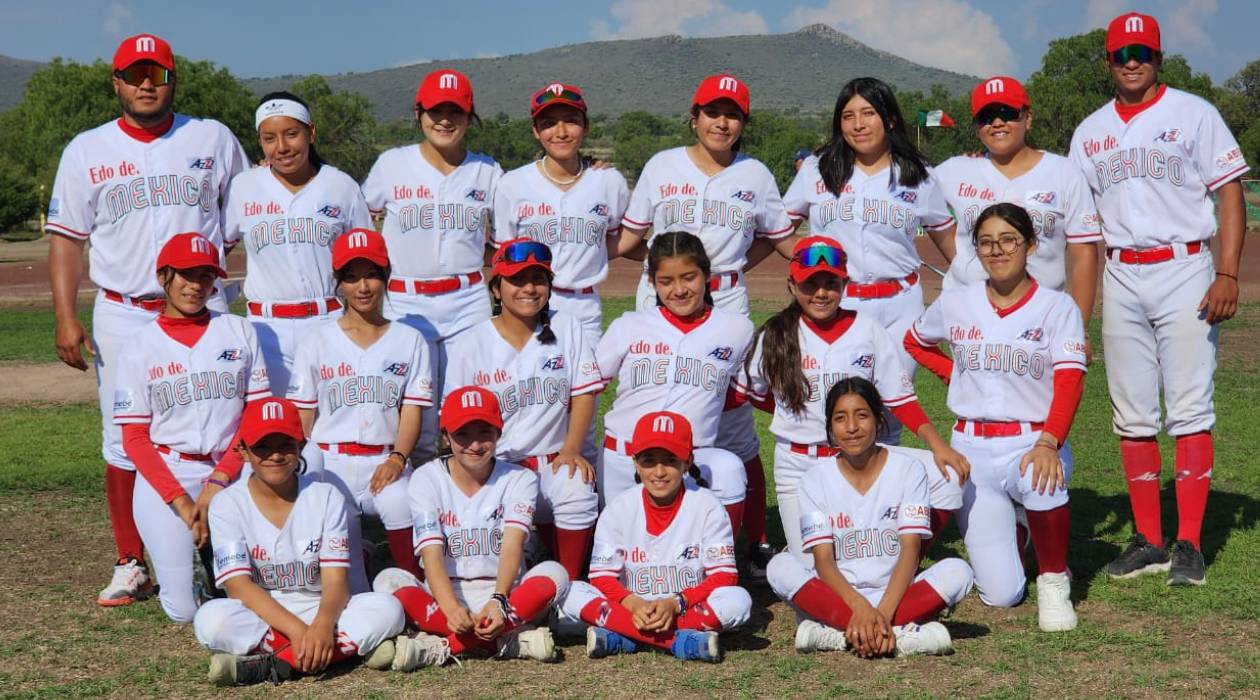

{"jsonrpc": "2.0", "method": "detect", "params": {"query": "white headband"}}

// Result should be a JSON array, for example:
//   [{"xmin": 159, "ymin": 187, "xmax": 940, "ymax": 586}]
[{"xmin": 255, "ymin": 98, "xmax": 312, "ymax": 130}]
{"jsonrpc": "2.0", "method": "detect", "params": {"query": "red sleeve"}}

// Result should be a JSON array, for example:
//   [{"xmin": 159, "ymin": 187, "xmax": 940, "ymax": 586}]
[
  {"xmin": 213, "ymin": 425, "xmax": 245, "ymax": 481},
  {"xmin": 591, "ymin": 573, "xmax": 633, "ymax": 604},
  {"xmin": 725, "ymin": 385, "xmax": 774, "ymax": 413},
  {"xmin": 889, "ymin": 400, "xmax": 930, "ymax": 435},
  {"xmin": 903, "ymin": 330, "xmax": 953, "ymax": 384},
  {"xmin": 121, "ymin": 423, "xmax": 187, "ymax": 504},
  {"xmin": 679, "ymin": 571, "xmax": 739, "ymax": 608},
  {"xmin": 1042, "ymin": 368, "xmax": 1086, "ymax": 444}
]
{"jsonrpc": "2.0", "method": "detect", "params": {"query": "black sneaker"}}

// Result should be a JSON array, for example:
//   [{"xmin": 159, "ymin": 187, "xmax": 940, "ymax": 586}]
[
  {"xmin": 1104, "ymin": 533, "xmax": 1170, "ymax": 579},
  {"xmin": 745, "ymin": 542, "xmax": 775, "ymax": 584},
  {"xmin": 1166, "ymin": 540, "xmax": 1206, "ymax": 586},
  {"xmin": 208, "ymin": 652, "xmax": 293, "ymax": 686}
]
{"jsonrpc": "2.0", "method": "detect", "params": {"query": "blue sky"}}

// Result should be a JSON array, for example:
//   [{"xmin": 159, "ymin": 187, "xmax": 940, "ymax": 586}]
[{"xmin": 1, "ymin": 0, "xmax": 1255, "ymax": 83}]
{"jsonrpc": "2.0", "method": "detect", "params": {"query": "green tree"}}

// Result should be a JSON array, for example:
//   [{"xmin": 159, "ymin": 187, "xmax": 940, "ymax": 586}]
[
  {"xmin": 288, "ymin": 75, "xmax": 380, "ymax": 180},
  {"xmin": 465, "ymin": 114, "xmax": 537, "ymax": 170},
  {"xmin": 0, "ymin": 156, "xmax": 38, "ymax": 231}
]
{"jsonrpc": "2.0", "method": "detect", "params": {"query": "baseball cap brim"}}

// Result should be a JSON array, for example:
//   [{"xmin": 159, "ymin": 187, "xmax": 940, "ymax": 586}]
[
  {"xmin": 531, "ymin": 98, "xmax": 587, "ymax": 118},
  {"xmin": 333, "ymin": 250, "xmax": 390, "ymax": 271},
  {"xmin": 493, "ymin": 259, "xmax": 552, "ymax": 279},
  {"xmin": 630, "ymin": 435, "xmax": 691, "ymax": 461},
  {"xmin": 439, "ymin": 411, "xmax": 504, "ymax": 434},
  {"xmin": 788, "ymin": 264, "xmax": 846, "ymax": 284}
]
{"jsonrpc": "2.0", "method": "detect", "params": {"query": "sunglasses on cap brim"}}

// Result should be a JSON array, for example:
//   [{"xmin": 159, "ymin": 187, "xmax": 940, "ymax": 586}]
[
  {"xmin": 497, "ymin": 240, "xmax": 553, "ymax": 265},
  {"xmin": 535, "ymin": 88, "xmax": 585, "ymax": 109},
  {"xmin": 1111, "ymin": 45, "xmax": 1156, "ymax": 65},
  {"xmin": 974, "ymin": 104, "xmax": 1024, "ymax": 126},
  {"xmin": 115, "ymin": 64, "xmax": 172, "ymax": 87},
  {"xmin": 792, "ymin": 245, "xmax": 844, "ymax": 268}
]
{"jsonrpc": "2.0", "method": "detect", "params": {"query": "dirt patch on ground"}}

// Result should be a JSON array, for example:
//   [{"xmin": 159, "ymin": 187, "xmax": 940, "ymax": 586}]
[{"xmin": 0, "ymin": 363, "xmax": 96, "ymax": 404}]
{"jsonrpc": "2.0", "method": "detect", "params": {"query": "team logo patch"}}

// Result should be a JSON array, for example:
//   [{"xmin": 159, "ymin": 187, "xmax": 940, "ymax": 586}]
[
  {"xmin": 707, "ymin": 346, "xmax": 734, "ymax": 361},
  {"xmin": 851, "ymin": 353, "xmax": 875, "ymax": 369},
  {"xmin": 514, "ymin": 502, "xmax": 534, "ymax": 516},
  {"xmin": 1216, "ymin": 148, "xmax": 1244, "ymax": 170},
  {"xmin": 678, "ymin": 545, "xmax": 700, "ymax": 560},
  {"xmin": 1018, "ymin": 328, "xmax": 1044, "ymax": 341},
  {"xmin": 486, "ymin": 504, "xmax": 505, "ymax": 521},
  {"xmin": 894, "ymin": 190, "xmax": 918, "ymax": 204},
  {"xmin": 1063, "ymin": 340, "xmax": 1087, "ymax": 355},
  {"xmin": 189, "ymin": 157, "xmax": 215, "ymax": 170},
  {"xmin": 705, "ymin": 544, "xmax": 735, "ymax": 561},
  {"xmin": 589, "ymin": 203, "xmax": 609, "ymax": 217},
  {"xmin": 302, "ymin": 538, "xmax": 322, "ymax": 555},
  {"xmin": 1027, "ymin": 191, "xmax": 1056, "ymax": 205},
  {"xmin": 383, "ymin": 362, "xmax": 409, "ymax": 376},
  {"xmin": 580, "ymin": 361, "xmax": 600, "ymax": 377},
  {"xmin": 317, "ymin": 204, "xmax": 342, "ymax": 218},
  {"xmin": 731, "ymin": 190, "xmax": 756, "ymax": 204},
  {"xmin": 541, "ymin": 355, "xmax": 566, "ymax": 371},
  {"xmin": 880, "ymin": 506, "xmax": 899, "ymax": 520},
  {"xmin": 1153, "ymin": 129, "xmax": 1182, "ymax": 143},
  {"xmin": 48, "ymin": 197, "xmax": 59, "ymax": 217},
  {"xmin": 218, "ymin": 349, "xmax": 242, "ymax": 361},
  {"xmin": 112, "ymin": 389, "xmax": 134, "ymax": 412},
  {"xmin": 465, "ymin": 188, "xmax": 487, "ymax": 202}
]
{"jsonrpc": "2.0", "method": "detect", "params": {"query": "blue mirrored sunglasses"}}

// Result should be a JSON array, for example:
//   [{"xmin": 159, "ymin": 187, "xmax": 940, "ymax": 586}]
[
  {"xmin": 793, "ymin": 245, "xmax": 844, "ymax": 268},
  {"xmin": 1111, "ymin": 45, "xmax": 1155, "ymax": 65},
  {"xmin": 499, "ymin": 240, "xmax": 552, "ymax": 264}
]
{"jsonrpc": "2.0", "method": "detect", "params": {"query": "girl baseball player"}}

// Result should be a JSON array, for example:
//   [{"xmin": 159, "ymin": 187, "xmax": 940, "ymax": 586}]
[
  {"xmin": 560, "ymin": 411, "xmax": 752, "ymax": 663},
  {"xmin": 905, "ymin": 203, "xmax": 1086, "ymax": 632},
  {"xmin": 766, "ymin": 378, "xmax": 974, "ymax": 658},
  {"xmin": 734, "ymin": 237, "xmax": 969, "ymax": 557},
  {"xmin": 113, "ymin": 233, "xmax": 269, "ymax": 623},
  {"xmin": 445, "ymin": 238, "xmax": 601, "ymax": 580},
  {"xmin": 224, "ymin": 91, "xmax": 372, "ymax": 392},
  {"xmin": 193, "ymin": 397, "xmax": 420, "ymax": 686},
  {"xmin": 287, "ymin": 229, "xmax": 433, "ymax": 590},
  {"xmin": 596, "ymin": 231, "xmax": 749, "ymax": 527},
  {"xmin": 493, "ymin": 82, "xmax": 629, "ymax": 343},
  {"xmin": 373, "ymin": 386, "xmax": 571, "ymax": 663}
]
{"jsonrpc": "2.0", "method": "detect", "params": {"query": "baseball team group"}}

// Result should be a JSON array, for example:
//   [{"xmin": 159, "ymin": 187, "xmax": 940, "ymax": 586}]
[{"xmin": 44, "ymin": 10, "xmax": 1249, "ymax": 685}]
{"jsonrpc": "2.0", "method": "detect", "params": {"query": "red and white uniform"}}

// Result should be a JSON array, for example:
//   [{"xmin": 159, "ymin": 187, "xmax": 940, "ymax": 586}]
[
  {"xmin": 223, "ymin": 164, "xmax": 371, "ymax": 391},
  {"xmin": 47, "ymin": 114, "xmax": 247, "ymax": 471},
  {"xmin": 444, "ymin": 313, "xmax": 602, "ymax": 529},
  {"xmin": 493, "ymin": 164, "xmax": 629, "ymax": 341},
  {"xmin": 596, "ymin": 306, "xmax": 752, "ymax": 505},
  {"xmin": 193, "ymin": 476, "xmax": 405, "ymax": 657}
]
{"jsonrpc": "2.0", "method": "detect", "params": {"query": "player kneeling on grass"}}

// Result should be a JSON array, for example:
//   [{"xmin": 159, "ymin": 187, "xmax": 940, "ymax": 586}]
[
  {"xmin": 560, "ymin": 411, "xmax": 752, "ymax": 663},
  {"xmin": 766, "ymin": 378, "xmax": 973, "ymax": 658},
  {"xmin": 373, "ymin": 386, "xmax": 570, "ymax": 664},
  {"xmin": 194, "ymin": 398, "xmax": 407, "ymax": 686}
]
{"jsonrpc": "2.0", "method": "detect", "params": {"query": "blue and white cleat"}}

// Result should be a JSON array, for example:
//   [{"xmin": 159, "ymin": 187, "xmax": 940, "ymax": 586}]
[
  {"xmin": 586, "ymin": 627, "xmax": 639, "ymax": 659},
  {"xmin": 670, "ymin": 629, "xmax": 722, "ymax": 663}
]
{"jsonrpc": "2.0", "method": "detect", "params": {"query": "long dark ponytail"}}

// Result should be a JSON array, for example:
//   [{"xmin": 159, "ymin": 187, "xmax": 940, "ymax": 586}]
[
  {"xmin": 647, "ymin": 231, "xmax": 715, "ymax": 308},
  {"xmin": 750, "ymin": 300, "xmax": 810, "ymax": 414},
  {"xmin": 816, "ymin": 77, "xmax": 929, "ymax": 195}
]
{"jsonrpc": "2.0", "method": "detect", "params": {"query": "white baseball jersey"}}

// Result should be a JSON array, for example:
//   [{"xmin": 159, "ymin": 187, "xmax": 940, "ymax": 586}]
[
  {"xmin": 112, "ymin": 313, "xmax": 269, "ymax": 455},
  {"xmin": 622, "ymin": 147, "xmax": 793, "ymax": 273},
  {"xmin": 408, "ymin": 458, "xmax": 538, "ymax": 580},
  {"xmin": 798, "ymin": 450, "xmax": 931, "ymax": 597},
  {"xmin": 1069, "ymin": 86, "xmax": 1250, "ymax": 248},
  {"xmin": 735, "ymin": 313, "xmax": 917, "ymax": 444},
  {"xmin": 935, "ymin": 153, "xmax": 1102, "ymax": 290},
  {"xmin": 783, "ymin": 156, "xmax": 954, "ymax": 282},
  {"xmin": 209, "ymin": 475, "xmax": 352, "ymax": 600},
  {"xmin": 361, "ymin": 146, "xmax": 501, "ymax": 279},
  {"xmin": 493, "ymin": 164, "xmax": 629, "ymax": 289},
  {"xmin": 589, "ymin": 484, "xmax": 738, "ymax": 599},
  {"xmin": 223, "ymin": 164, "xmax": 372, "ymax": 302},
  {"xmin": 46, "ymin": 114, "xmax": 248, "ymax": 296},
  {"xmin": 288, "ymin": 320, "xmax": 433, "ymax": 445},
  {"xmin": 597, "ymin": 306, "xmax": 753, "ymax": 445},
  {"xmin": 444, "ymin": 313, "xmax": 603, "ymax": 460},
  {"xmin": 908, "ymin": 281, "xmax": 1087, "ymax": 423}
]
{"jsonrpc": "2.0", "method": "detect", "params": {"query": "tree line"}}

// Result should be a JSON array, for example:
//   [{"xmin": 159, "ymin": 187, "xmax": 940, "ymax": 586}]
[{"xmin": 1, "ymin": 28, "xmax": 1257, "ymax": 232}]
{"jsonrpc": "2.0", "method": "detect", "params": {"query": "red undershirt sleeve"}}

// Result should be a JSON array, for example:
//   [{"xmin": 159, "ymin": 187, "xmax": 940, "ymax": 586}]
[
  {"xmin": 889, "ymin": 400, "xmax": 931, "ymax": 435},
  {"xmin": 121, "ymin": 423, "xmax": 187, "ymax": 504},
  {"xmin": 591, "ymin": 574, "xmax": 633, "ymax": 604},
  {"xmin": 213, "ymin": 424, "xmax": 245, "ymax": 481},
  {"xmin": 679, "ymin": 571, "xmax": 740, "ymax": 608},
  {"xmin": 903, "ymin": 330, "xmax": 954, "ymax": 384},
  {"xmin": 1042, "ymin": 368, "xmax": 1086, "ymax": 444}
]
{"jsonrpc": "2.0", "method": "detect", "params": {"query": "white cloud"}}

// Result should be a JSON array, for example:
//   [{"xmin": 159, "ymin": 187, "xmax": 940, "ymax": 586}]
[
  {"xmin": 591, "ymin": 0, "xmax": 768, "ymax": 40},
  {"xmin": 392, "ymin": 57, "xmax": 431, "ymax": 68},
  {"xmin": 783, "ymin": 0, "xmax": 1016, "ymax": 76},
  {"xmin": 1165, "ymin": 0, "xmax": 1216, "ymax": 51},
  {"xmin": 104, "ymin": 3, "xmax": 131, "ymax": 36}
]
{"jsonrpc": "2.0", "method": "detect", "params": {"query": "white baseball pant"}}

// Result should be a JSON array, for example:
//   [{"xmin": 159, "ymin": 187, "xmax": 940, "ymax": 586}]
[
  {"xmin": 560, "ymin": 580, "xmax": 753, "ymax": 631},
  {"xmin": 91, "ymin": 294, "xmax": 159, "ymax": 470},
  {"xmin": 548, "ymin": 288, "xmax": 603, "ymax": 347},
  {"xmin": 767, "ymin": 551, "xmax": 974, "ymax": 610},
  {"xmin": 194, "ymin": 591, "xmax": 405, "ymax": 656},
  {"xmin": 132, "ymin": 452, "xmax": 213, "ymax": 623},
  {"xmin": 319, "ymin": 449, "xmax": 413, "ymax": 595},
  {"xmin": 840, "ymin": 281, "xmax": 923, "ymax": 445},
  {"xmin": 248, "ymin": 307, "xmax": 338, "ymax": 395},
  {"xmin": 598, "ymin": 444, "xmax": 748, "ymax": 508},
  {"xmin": 417, "ymin": 560, "xmax": 570, "ymax": 615},
  {"xmin": 520, "ymin": 454, "xmax": 599, "ymax": 529}
]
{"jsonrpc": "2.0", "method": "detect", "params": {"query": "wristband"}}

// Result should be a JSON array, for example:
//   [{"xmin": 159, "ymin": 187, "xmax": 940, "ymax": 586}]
[
  {"xmin": 206, "ymin": 477, "xmax": 231, "ymax": 489},
  {"xmin": 1035, "ymin": 439, "xmax": 1058, "ymax": 450},
  {"xmin": 1217, "ymin": 272, "xmax": 1238, "ymax": 281},
  {"xmin": 675, "ymin": 592, "xmax": 688, "ymax": 614},
  {"xmin": 387, "ymin": 451, "xmax": 407, "ymax": 465}
]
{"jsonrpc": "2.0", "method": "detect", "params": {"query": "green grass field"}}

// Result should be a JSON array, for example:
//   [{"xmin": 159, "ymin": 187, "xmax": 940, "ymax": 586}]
[{"xmin": 1, "ymin": 299, "xmax": 1259, "ymax": 697}]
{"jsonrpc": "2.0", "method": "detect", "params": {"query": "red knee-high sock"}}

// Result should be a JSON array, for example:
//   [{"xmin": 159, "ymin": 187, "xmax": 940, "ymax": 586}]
[
  {"xmin": 506, "ymin": 575, "xmax": 557, "ymax": 624},
  {"xmin": 579, "ymin": 598, "xmax": 675, "ymax": 650},
  {"xmin": 724, "ymin": 502, "xmax": 745, "ymax": 540},
  {"xmin": 891, "ymin": 579, "xmax": 949, "ymax": 625},
  {"xmin": 1174, "ymin": 431, "xmax": 1213, "ymax": 549},
  {"xmin": 742, "ymin": 455, "xmax": 768, "ymax": 544},
  {"xmin": 553, "ymin": 526, "xmax": 594, "ymax": 581},
  {"xmin": 265, "ymin": 628, "xmax": 353, "ymax": 668},
  {"xmin": 105, "ymin": 464, "xmax": 145, "ymax": 561},
  {"xmin": 385, "ymin": 528, "xmax": 423, "ymax": 580},
  {"xmin": 1026, "ymin": 505, "xmax": 1070, "ymax": 575},
  {"xmin": 535, "ymin": 523, "xmax": 558, "ymax": 560},
  {"xmin": 921, "ymin": 509, "xmax": 954, "ymax": 560},
  {"xmin": 675, "ymin": 599, "xmax": 724, "ymax": 631},
  {"xmin": 791, "ymin": 578, "xmax": 852, "ymax": 630},
  {"xmin": 392, "ymin": 585, "xmax": 483, "ymax": 654},
  {"xmin": 1120, "ymin": 437, "xmax": 1163, "ymax": 545}
]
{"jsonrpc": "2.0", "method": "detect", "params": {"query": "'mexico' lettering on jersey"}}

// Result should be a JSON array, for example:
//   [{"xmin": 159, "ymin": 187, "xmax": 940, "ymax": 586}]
[
  {"xmin": 247, "ymin": 217, "xmax": 340, "ymax": 252},
  {"xmin": 104, "ymin": 175, "xmax": 214, "ymax": 223},
  {"xmin": 1093, "ymin": 147, "xmax": 1186, "ymax": 192},
  {"xmin": 396, "ymin": 202, "xmax": 489, "ymax": 234},
  {"xmin": 629, "ymin": 356, "xmax": 730, "ymax": 391},
  {"xmin": 657, "ymin": 196, "xmax": 752, "ymax": 236},
  {"xmin": 324, "ymin": 375, "xmax": 403, "ymax": 414},
  {"xmin": 150, "ymin": 369, "xmax": 248, "ymax": 413}
]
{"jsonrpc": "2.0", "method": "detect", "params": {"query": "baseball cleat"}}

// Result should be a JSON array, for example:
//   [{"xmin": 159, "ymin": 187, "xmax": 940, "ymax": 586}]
[
  {"xmin": 586, "ymin": 626, "xmax": 639, "ymax": 658},
  {"xmin": 1166, "ymin": 540, "xmax": 1207, "ymax": 586},
  {"xmin": 745, "ymin": 542, "xmax": 775, "ymax": 584},
  {"xmin": 207, "ymin": 652, "xmax": 292, "ymax": 686},
  {"xmin": 496, "ymin": 627, "xmax": 557, "ymax": 662},
  {"xmin": 372, "ymin": 566, "xmax": 423, "ymax": 594},
  {"xmin": 1104, "ymin": 533, "xmax": 1171, "ymax": 579},
  {"xmin": 393, "ymin": 633, "xmax": 455, "ymax": 671},
  {"xmin": 670, "ymin": 629, "xmax": 722, "ymax": 663},
  {"xmin": 97, "ymin": 557, "xmax": 153, "ymax": 607},
  {"xmin": 794, "ymin": 619, "xmax": 847, "ymax": 653},
  {"xmin": 1036, "ymin": 572, "xmax": 1078, "ymax": 632},
  {"xmin": 364, "ymin": 638, "xmax": 396, "ymax": 670},
  {"xmin": 893, "ymin": 622, "xmax": 953, "ymax": 656}
]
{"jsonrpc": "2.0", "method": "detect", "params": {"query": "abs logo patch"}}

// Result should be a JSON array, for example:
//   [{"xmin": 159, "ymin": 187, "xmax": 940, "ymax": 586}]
[
  {"xmin": 189, "ymin": 157, "xmax": 215, "ymax": 170},
  {"xmin": 731, "ymin": 190, "xmax": 756, "ymax": 204},
  {"xmin": 218, "ymin": 349, "xmax": 242, "ymax": 361},
  {"xmin": 708, "ymin": 346, "xmax": 734, "ymax": 361},
  {"xmin": 465, "ymin": 188, "xmax": 487, "ymax": 202},
  {"xmin": 383, "ymin": 362, "xmax": 409, "ymax": 376},
  {"xmin": 317, "ymin": 204, "xmax": 342, "ymax": 218},
  {"xmin": 541, "ymin": 355, "xmax": 566, "ymax": 371}
]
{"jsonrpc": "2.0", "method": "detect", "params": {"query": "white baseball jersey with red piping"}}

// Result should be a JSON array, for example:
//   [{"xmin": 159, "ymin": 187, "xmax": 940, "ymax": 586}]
[
  {"xmin": 935, "ymin": 153, "xmax": 1102, "ymax": 290},
  {"xmin": 908, "ymin": 282, "xmax": 1087, "ymax": 423},
  {"xmin": 443, "ymin": 313, "xmax": 602, "ymax": 461},
  {"xmin": 287, "ymin": 321, "xmax": 434, "ymax": 445},
  {"xmin": 596, "ymin": 306, "xmax": 753, "ymax": 446},
  {"xmin": 589, "ymin": 483, "xmax": 738, "ymax": 599},
  {"xmin": 223, "ymin": 164, "xmax": 372, "ymax": 303},
  {"xmin": 47, "ymin": 114, "xmax": 248, "ymax": 297}
]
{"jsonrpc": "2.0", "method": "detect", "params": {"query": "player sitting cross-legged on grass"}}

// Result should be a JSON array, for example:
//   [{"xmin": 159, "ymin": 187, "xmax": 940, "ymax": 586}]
[
  {"xmin": 560, "ymin": 411, "xmax": 752, "ymax": 663},
  {"xmin": 766, "ymin": 378, "xmax": 974, "ymax": 658},
  {"xmin": 194, "ymin": 398, "xmax": 409, "ymax": 686},
  {"xmin": 373, "ymin": 386, "xmax": 570, "ymax": 664}
]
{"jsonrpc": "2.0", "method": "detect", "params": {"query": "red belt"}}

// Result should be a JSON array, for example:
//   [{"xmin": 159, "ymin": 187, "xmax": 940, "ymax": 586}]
[
  {"xmin": 318, "ymin": 442, "xmax": 391, "ymax": 456},
  {"xmin": 156, "ymin": 445, "xmax": 214, "ymax": 462},
  {"xmin": 709, "ymin": 271, "xmax": 739, "ymax": 291},
  {"xmin": 515, "ymin": 452, "xmax": 560, "ymax": 472},
  {"xmin": 553, "ymin": 285, "xmax": 596, "ymax": 295},
  {"xmin": 846, "ymin": 272, "xmax": 918, "ymax": 299},
  {"xmin": 388, "ymin": 272, "xmax": 482, "ymax": 295},
  {"xmin": 954, "ymin": 419, "xmax": 1044, "ymax": 438},
  {"xmin": 103, "ymin": 289, "xmax": 166, "ymax": 312},
  {"xmin": 1106, "ymin": 240, "xmax": 1204, "ymax": 265},
  {"xmin": 789, "ymin": 442, "xmax": 838, "ymax": 458},
  {"xmin": 248, "ymin": 298, "xmax": 341, "ymax": 318}
]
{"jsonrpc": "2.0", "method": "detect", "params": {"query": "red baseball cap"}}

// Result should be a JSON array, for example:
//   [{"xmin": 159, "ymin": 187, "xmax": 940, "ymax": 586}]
[
  {"xmin": 789, "ymin": 236, "xmax": 847, "ymax": 283},
  {"xmin": 156, "ymin": 233, "xmax": 225, "ymax": 277},
  {"xmin": 693, "ymin": 74, "xmax": 750, "ymax": 115},
  {"xmin": 440, "ymin": 386, "xmax": 504, "ymax": 433},
  {"xmin": 971, "ymin": 76, "xmax": 1029, "ymax": 116},
  {"xmin": 332, "ymin": 228, "xmax": 389, "ymax": 271},
  {"xmin": 492, "ymin": 238, "xmax": 553, "ymax": 279},
  {"xmin": 530, "ymin": 82, "xmax": 587, "ymax": 118},
  {"xmin": 630, "ymin": 411, "xmax": 693, "ymax": 460},
  {"xmin": 112, "ymin": 33, "xmax": 175, "ymax": 72},
  {"xmin": 239, "ymin": 398, "xmax": 305, "ymax": 446},
  {"xmin": 416, "ymin": 69, "xmax": 474, "ymax": 112},
  {"xmin": 1106, "ymin": 12, "xmax": 1161, "ymax": 53}
]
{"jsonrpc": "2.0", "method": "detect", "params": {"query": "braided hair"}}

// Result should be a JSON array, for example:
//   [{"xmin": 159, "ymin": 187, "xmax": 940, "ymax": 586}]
[
  {"xmin": 647, "ymin": 231, "xmax": 715, "ymax": 308},
  {"xmin": 632, "ymin": 457, "xmax": 710, "ymax": 490},
  {"xmin": 489, "ymin": 271, "xmax": 557, "ymax": 345}
]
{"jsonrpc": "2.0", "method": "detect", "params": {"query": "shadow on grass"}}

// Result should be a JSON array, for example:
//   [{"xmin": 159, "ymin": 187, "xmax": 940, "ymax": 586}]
[{"xmin": 941, "ymin": 620, "xmax": 990, "ymax": 641}]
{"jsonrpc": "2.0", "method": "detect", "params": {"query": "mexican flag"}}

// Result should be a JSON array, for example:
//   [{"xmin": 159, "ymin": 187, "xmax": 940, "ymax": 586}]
[{"xmin": 917, "ymin": 109, "xmax": 956, "ymax": 128}]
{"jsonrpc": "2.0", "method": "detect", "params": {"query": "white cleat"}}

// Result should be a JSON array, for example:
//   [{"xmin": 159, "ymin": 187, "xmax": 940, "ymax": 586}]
[
  {"xmin": 794, "ymin": 619, "xmax": 848, "ymax": 653},
  {"xmin": 372, "ymin": 567, "xmax": 422, "ymax": 594},
  {"xmin": 98, "ymin": 558, "xmax": 153, "ymax": 607},
  {"xmin": 1036, "ymin": 572, "xmax": 1078, "ymax": 632},
  {"xmin": 392, "ymin": 633, "xmax": 455, "ymax": 671},
  {"xmin": 893, "ymin": 622, "xmax": 954, "ymax": 656},
  {"xmin": 496, "ymin": 627, "xmax": 557, "ymax": 662}
]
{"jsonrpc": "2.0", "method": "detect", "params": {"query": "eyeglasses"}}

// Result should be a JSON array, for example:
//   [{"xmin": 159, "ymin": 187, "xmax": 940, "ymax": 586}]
[
  {"xmin": 1110, "ymin": 45, "xmax": 1156, "ymax": 66},
  {"xmin": 976, "ymin": 236, "xmax": 1025, "ymax": 255},
  {"xmin": 534, "ymin": 88, "xmax": 585, "ymax": 109},
  {"xmin": 497, "ymin": 240, "xmax": 552, "ymax": 265},
  {"xmin": 115, "ymin": 64, "xmax": 172, "ymax": 87},
  {"xmin": 974, "ymin": 104, "xmax": 1023, "ymax": 127},
  {"xmin": 792, "ymin": 244, "xmax": 845, "ymax": 268}
]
